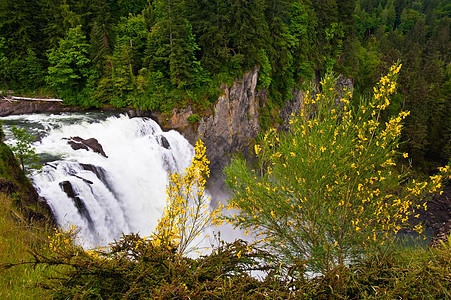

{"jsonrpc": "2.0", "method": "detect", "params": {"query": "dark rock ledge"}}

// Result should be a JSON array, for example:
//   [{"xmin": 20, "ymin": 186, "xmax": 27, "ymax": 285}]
[{"xmin": 0, "ymin": 98, "xmax": 87, "ymax": 116}]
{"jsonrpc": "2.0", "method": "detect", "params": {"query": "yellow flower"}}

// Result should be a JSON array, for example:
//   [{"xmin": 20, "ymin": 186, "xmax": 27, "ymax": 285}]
[{"xmin": 254, "ymin": 144, "xmax": 261, "ymax": 155}]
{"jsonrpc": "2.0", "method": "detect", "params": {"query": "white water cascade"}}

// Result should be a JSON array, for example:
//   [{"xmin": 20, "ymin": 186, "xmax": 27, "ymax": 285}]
[{"xmin": 2, "ymin": 113, "xmax": 197, "ymax": 248}]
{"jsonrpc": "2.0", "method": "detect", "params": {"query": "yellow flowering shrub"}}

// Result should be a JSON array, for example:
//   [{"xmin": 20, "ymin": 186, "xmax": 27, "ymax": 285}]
[
  {"xmin": 45, "ymin": 224, "xmax": 78, "ymax": 253},
  {"xmin": 224, "ymin": 62, "xmax": 446, "ymax": 274},
  {"xmin": 152, "ymin": 139, "xmax": 222, "ymax": 256}
]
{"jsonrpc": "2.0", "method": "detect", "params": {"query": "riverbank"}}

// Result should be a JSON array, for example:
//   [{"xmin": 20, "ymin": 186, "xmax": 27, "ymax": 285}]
[{"xmin": 0, "ymin": 98, "xmax": 86, "ymax": 117}]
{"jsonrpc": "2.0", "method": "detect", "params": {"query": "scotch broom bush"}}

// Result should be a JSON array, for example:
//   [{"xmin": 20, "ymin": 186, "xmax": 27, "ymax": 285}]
[
  {"xmin": 224, "ymin": 62, "xmax": 445, "ymax": 274},
  {"xmin": 152, "ymin": 139, "xmax": 223, "ymax": 256}
]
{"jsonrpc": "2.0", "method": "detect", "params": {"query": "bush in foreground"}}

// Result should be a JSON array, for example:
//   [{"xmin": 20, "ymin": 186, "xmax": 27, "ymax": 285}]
[{"xmin": 224, "ymin": 62, "xmax": 447, "ymax": 275}]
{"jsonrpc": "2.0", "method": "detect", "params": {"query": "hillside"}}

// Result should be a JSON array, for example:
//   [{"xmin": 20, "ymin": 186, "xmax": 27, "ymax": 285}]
[{"xmin": 0, "ymin": 129, "xmax": 54, "ymax": 298}]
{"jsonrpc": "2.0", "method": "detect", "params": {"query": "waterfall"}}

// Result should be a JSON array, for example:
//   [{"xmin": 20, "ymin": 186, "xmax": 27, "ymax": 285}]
[{"xmin": 2, "ymin": 113, "xmax": 195, "ymax": 248}]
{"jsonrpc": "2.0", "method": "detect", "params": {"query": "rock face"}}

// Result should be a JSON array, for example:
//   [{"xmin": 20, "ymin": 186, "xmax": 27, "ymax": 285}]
[
  {"xmin": 196, "ymin": 68, "xmax": 261, "ymax": 175},
  {"xmin": 133, "ymin": 67, "xmax": 262, "ymax": 177},
  {"xmin": 278, "ymin": 75, "xmax": 353, "ymax": 132},
  {"xmin": 278, "ymin": 89, "xmax": 307, "ymax": 132}
]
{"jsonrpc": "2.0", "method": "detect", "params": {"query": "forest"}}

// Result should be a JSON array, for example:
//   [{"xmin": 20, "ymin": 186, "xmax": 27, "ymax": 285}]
[{"xmin": 0, "ymin": 0, "xmax": 450, "ymax": 170}]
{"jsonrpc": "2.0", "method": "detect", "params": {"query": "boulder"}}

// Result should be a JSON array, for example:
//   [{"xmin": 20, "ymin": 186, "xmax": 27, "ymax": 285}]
[
  {"xmin": 67, "ymin": 137, "xmax": 108, "ymax": 158},
  {"xmin": 159, "ymin": 136, "xmax": 171, "ymax": 150}
]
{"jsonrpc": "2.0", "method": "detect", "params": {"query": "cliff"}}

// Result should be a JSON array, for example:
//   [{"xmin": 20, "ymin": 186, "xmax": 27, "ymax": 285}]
[
  {"xmin": 138, "ymin": 69, "xmax": 354, "ymax": 180},
  {"xmin": 130, "ymin": 67, "xmax": 263, "ymax": 179}
]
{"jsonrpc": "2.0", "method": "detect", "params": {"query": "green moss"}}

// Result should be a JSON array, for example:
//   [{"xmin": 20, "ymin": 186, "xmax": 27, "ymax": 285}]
[{"xmin": 187, "ymin": 114, "xmax": 201, "ymax": 124}]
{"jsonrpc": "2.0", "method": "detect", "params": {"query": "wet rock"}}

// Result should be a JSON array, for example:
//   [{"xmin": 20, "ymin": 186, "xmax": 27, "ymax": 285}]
[
  {"xmin": 0, "ymin": 99, "xmax": 86, "ymax": 117},
  {"xmin": 80, "ymin": 163, "xmax": 106, "ymax": 182},
  {"xmin": 67, "ymin": 137, "xmax": 108, "ymax": 158},
  {"xmin": 59, "ymin": 180, "xmax": 76, "ymax": 198},
  {"xmin": 159, "ymin": 136, "xmax": 170, "ymax": 149},
  {"xmin": 59, "ymin": 180, "xmax": 93, "ymax": 226}
]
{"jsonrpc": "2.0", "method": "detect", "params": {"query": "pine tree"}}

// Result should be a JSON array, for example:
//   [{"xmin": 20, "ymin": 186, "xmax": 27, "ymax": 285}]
[
  {"xmin": 227, "ymin": 0, "xmax": 270, "ymax": 71},
  {"xmin": 185, "ymin": 0, "xmax": 232, "ymax": 75},
  {"xmin": 0, "ymin": 0, "xmax": 45, "ymax": 59},
  {"xmin": 46, "ymin": 25, "xmax": 92, "ymax": 102},
  {"xmin": 39, "ymin": 0, "xmax": 82, "ymax": 51},
  {"xmin": 149, "ymin": 0, "xmax": 208, "ymax": 89}
]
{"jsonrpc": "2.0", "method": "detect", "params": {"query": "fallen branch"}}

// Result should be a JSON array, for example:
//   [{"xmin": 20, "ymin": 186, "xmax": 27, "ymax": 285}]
[{"xmin": 11, "ymin": 96, "xmax": 63, "ymax": 102}]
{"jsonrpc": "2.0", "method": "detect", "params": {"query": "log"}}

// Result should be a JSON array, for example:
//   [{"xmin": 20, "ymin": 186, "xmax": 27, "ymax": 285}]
[{"xmin": 10, "ymin": 96, "xmax": 63, "ymax": 102}]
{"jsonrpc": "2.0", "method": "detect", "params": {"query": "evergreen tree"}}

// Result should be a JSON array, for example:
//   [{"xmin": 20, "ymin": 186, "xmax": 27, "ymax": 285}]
[
  {"xmin": 185, "ymin": 0, "xmax": 232, "ymax": 75},
  {"xmin": 227, "ymin": 0, "xmax": 270, "ymax": 71},
  {"xmin": 289, "ymin": 0, "xmax": 317, "ymax": 82},
  {"xmin": 16, "ymin": 49, "xmax": 46, "ymax": 92},
  {"xmin": 311, "ymin": 0, "xmax": 344, "ymax": 73},
  {"xmin": 90, "ymin": 20, "xmax": 112, "ymax": 70},
  {"xmin": 0, "ymin": 37, "xmax": 8, "ymax": 87},
  {"xmin": 40, "ymin": 0, "xmax": 82, "ymax": 50},
  {"xmin": 260, "ymin": 0, "xmax": 293, "ymax": 103},
  {"xmin": 46, "ymin": 25, "xmax": 92, "ymax": 103},
  {"xmin": 149, "ymin": 0, "xmax": 208, "ymax": 89},
  {"xmin": 0, "ymin": 0, "xmax": 44, "ymax": 59}
]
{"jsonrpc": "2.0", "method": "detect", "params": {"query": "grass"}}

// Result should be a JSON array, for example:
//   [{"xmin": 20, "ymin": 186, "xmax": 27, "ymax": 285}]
[{"xmin": 0, "ymin": 194, "xmax": 54, "ymax": 299}]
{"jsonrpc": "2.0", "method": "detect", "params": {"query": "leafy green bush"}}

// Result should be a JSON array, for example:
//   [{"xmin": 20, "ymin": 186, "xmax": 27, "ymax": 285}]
[
  {"xmin": 28, "ymin": 234, "xmax": 290, "ymax": 299},
  {"xmin": 9, "ymin": 126, "xmax": 39, "ymax": 172},
  {"xmin": 187, "ymin": 114, "xmax": 201, "ymax": 124}
]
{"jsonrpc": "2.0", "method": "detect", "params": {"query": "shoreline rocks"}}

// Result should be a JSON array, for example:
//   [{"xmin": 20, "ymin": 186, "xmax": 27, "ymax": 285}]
[{"xmin": 0, "ymin": 98, "xmax": 87, "ymax": 116}]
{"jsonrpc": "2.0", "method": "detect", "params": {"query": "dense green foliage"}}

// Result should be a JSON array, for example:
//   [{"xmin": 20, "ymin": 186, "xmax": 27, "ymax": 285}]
[
  {"xmin": 0, "ymin": 0, "xmax": 449, "ymax": 170},
  {"xmin": 350, "ymin": 0, "xmax": 451, "ymax": 171},
  {"xmin": 0, "ymin": 0, "xmax": 351, "ymax": 108}
]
